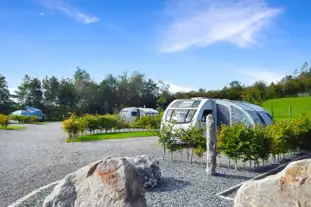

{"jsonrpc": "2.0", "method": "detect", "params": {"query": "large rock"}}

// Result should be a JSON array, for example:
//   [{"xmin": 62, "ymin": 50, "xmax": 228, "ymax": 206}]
[
  {"xmin": 125, "ymin": 155, "xmax": 161, "ymax": 188},
  {"xmin": 234, "ymin": 158, "xmax": 311, "ymax": 207},
  {"xmin": 43, "ymin": 156, "xmax": 147, "ymax": 207}
]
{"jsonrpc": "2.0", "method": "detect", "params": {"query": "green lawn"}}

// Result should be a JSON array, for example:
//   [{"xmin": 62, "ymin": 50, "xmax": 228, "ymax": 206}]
[
  {"xmin": 0, "ymin": 125, "xmax": 27, "ymax": 130},
  {"xmin": 262, "ymin": 97, "xmax": 311, "ymax": 121},
  {"xmin": 67, "ymin": 131, "xmax": 155, "ymax": 142}
]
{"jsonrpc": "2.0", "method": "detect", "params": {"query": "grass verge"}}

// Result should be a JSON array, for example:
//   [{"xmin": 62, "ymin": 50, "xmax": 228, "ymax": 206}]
[
  {"xmin": 66, "ymin": 131, "xmax": 155, "ymax": 142},
  {"xmin": 0, "ymin": 125, "xmax": 27, "ymax": 130}
]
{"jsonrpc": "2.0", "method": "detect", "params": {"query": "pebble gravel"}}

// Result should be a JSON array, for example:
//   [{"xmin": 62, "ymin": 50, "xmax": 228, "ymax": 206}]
[{"xmin": 0, "ymin": 122, "xmax": 277, "ymax": 207}]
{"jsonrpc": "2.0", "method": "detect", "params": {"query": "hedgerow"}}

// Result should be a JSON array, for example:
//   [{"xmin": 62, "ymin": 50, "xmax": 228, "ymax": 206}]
[
  {"xmin": 157, "ymin": 114, "xmax": 311, "ymax": 168},
  {"xmin": 62, "ymin": 113, "xmax": 162, "ymax": 139}
]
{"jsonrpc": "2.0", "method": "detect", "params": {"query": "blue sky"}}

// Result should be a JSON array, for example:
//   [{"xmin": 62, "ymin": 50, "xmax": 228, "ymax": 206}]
[{"xmin": 1, "ymin": 0, "xmax": 310, "ymax": 93}]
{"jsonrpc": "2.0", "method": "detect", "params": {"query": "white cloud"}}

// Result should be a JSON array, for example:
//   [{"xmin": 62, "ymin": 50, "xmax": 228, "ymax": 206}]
[
  {"xmin": 233, "ymin": 68, "xmax": 284, "ymax": 85},
  {"xmin": 160, "ymin": 0, "xmax": 283, "ymax": 53},
  {"xmin": 39, "ymin": 12, "xmax": 45, "ymax": 16},
  {"xmin": 166, "ymin": 82, "xmax": 193, "ymax": 93},
  {"xmin": 41, "ymin": 0, "xmax": 99, "ymax": 24}
]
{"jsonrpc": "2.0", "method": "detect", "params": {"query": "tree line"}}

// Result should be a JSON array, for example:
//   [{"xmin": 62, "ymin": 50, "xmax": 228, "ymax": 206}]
[{"xmin": 1, "ymin": 62, "xmax": 311, "ymax": 120}]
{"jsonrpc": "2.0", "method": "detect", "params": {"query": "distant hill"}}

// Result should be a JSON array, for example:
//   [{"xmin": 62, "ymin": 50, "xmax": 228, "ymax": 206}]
[{"xmin": 262, "ymin": 97, "xmax": 311, "ymax": 120}]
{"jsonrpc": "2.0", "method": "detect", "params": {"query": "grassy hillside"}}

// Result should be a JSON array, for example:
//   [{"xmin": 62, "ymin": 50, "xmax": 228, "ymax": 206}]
[{"xmin": 262, "ymin": 97, "xmax": 311, "ymax": 120}]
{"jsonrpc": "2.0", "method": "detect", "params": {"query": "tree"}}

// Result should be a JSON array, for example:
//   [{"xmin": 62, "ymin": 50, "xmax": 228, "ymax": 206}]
[
  {"xmin": 0, "ymin": 75, "xmax": 10, "ymax": 104},
  {"xmin": 15, "ymin": 75, "xmax": 43, "ymax": 108},
  {"xmin": 58, "ymin": 78, "xmax": 78, "ymax": 116},
  {"xmin": 42, "ymin": 76, "xmax": 60, "ymax": 106},
  {"xmin": 0, "ymin": 74, "xmax": 13, "ymax": 114}
]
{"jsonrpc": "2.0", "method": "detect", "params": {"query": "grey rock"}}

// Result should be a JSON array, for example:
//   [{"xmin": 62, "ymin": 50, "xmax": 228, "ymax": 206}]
[
  {"xmin": 43, "ymin": 156, "xmax": 147, "ymax": 207},
  {"xmin": 125, "ymin": 155, "xmax": 161, "ymax": 188},
  {"xmin": 234, "ymin": 158, "xmax": 311, "ymax": 207}
]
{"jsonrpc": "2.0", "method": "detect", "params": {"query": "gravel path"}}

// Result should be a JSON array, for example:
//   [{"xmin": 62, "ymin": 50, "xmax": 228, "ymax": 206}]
[
  {"xmin": 0, "ymin": 123, "xmax": 162, "ymax": 207},
  {"xmin": 0, "ymin": 122, "xmax": 289, "ymax": 207}
]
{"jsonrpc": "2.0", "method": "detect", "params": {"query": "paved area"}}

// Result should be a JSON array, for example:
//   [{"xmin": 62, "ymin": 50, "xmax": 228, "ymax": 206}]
[{"xmin": 0, "ymin": 123, "xmax": 162, "ymax": 207}]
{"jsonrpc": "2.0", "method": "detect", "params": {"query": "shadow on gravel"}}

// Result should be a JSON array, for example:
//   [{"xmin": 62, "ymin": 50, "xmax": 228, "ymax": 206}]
[{"xmin": 147, "ymin": 177, "xmax": 189, "ymax": 192}]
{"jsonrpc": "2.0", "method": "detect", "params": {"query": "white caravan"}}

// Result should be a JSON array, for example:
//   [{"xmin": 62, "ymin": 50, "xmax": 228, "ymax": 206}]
[
  {"xmin": 119, "ymin": 107, "xmax": 160, "ymax": 122},
  {"xmin": 161, "ymin": 98, "xmax": 273, "ymax": 135}
]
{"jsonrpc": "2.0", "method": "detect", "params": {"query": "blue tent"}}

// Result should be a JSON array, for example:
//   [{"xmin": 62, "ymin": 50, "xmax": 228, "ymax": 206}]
[{"xmin": 11, "ymin": 106, "xmax": 45, "ymax": 121}]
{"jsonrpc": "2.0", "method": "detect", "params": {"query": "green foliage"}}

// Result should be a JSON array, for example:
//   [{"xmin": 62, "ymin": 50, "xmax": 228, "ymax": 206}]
[
  {"xmin": 134, "ymin": 115, "xmax": 162, "ymax": 129},
  {"xmin": 10, "ymin": 115, "xmax": 40, "ymax": 123},
  {"xmin": 0, "ymin": 114, "xmax": 10, "ymax": 129},
  {"xmin": 62, "ymin": 113, "xmax": 138, "ymax": 138},
  {"xmin": 217, "ymin": 115, "xmax": 311, "ymax": 166},
  {"xmin": 62, "ymin": 114, "xmax": 79, "ymax": 138}
]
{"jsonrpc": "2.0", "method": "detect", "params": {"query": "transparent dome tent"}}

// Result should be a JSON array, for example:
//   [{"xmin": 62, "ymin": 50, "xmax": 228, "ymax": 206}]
[
  {"xmin": 215, "ymin": 99, "xmax": 273, "ymax": 127},
  {"xmin": 162, "ymin": 98, "xmax": 274, "ymax": 129}
]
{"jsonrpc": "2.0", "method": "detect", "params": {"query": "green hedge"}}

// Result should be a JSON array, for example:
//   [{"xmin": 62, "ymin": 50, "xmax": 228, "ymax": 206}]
[
  {"xmin": 10, "ymin": 115, "xmax": 41, "ymax": 123},
  {"xmin": 62, "ymin": 113, "xmax": 162, "ymax": 139},
  {"xmin": 157, "ymin": 114, "xmax": 311, "ymax": 167}
]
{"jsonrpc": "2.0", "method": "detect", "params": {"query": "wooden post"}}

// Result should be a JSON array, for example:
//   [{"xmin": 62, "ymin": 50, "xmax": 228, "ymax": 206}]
[
  {"xmin": 206, "ymin": 114, "xmax": 217, "ymax": 176},
  {"xmin": 289, "ymin": 105, "xmax": 292, "ymax": 118},
  {"xmin": 271, "ymin": 106, "xmax": 274, "ymax": 119}
]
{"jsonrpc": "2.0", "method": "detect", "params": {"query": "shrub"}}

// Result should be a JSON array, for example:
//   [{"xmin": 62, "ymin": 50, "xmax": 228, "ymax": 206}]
[
  {"xmin": 83, "ymin": 114, "xmax": 100, "ymax": 134},
  {"xmin": 10, "ymin": 115, "xmax": 40, "ymax": 123},
  {"xmin": 0, "ymin": 114, "xmax": 10, "ymax": 129},
  {"xmin": 62, "ymin": 114, "xmax": 79, "ymax": 138},
  {"xmin": 134, "ymin": 115, "xmax": 162, "ymax": 129}
]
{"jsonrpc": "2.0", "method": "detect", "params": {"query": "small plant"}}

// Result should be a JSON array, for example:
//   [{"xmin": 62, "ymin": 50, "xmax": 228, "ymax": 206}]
[
  {"xmin": 62, "ymin": 114, "xmax": 79, "ymax": 139},
  {"xmin": 0, "ymin": 114, "xmax": 10, "ymax": 129}
]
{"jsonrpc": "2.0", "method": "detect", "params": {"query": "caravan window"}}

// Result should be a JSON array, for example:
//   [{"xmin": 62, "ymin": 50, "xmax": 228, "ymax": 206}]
[
  {"xmin": 131, "ymin": 111, "xmax": 138, "ymax": 116},
  {"xmin": 171, "ymin": 109, "xmax": 189, "ymax": 123},
  {"xmin": 185, "ymin": 109, "xmax": 197, "ymax": 122},
  {"xmin": 166, "ymin": 109, "xmax": 197, "ymax": 123}
]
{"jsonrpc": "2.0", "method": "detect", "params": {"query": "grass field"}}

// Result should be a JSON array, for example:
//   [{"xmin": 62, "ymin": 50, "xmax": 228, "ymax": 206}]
[
  {"xmin": 0, "ymin": 125, "xmax": 27, "ymax": 130},
  {"xmin": 262, "ymin": 96, "xmax": 311, "ymax": 120},
  {"xmin": 66, "ymin": 131, "xmax": 155, "ymax": 142}
]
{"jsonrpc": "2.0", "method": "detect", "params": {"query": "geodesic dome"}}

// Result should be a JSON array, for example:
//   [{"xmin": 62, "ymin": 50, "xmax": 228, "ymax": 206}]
[{"xmin": 215, "ymin": 99, "xmax": 273, "ymax": 127}]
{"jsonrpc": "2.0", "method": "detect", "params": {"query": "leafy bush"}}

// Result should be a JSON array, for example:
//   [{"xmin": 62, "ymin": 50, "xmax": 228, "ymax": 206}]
[
  {"xmin": 62, "ymin": 113, "xmax": 136, "ymax": 138},
  {"xmin": 217, "ymin": 115, "xmax": 311, "ymax": 168},
  {"xmin": 62, "ymin": 114, "xmax": 79, "ymax": 138},
  {"xmin": 134, "ymin": 115, "xmax": 162, "ymax": 129},
  {"xmin": 10, "ymin": 115, "xmax": 40, "ymax": 123},
  {"xmin": 0, "ymin": 114, "xmax": 10, "ymax": 129}
]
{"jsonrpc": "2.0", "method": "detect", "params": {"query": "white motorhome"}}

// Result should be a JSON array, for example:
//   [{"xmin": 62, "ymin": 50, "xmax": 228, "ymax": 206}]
[
  {"xmin": 119, "ymin": 107, "xmax": 160, "ymax": 122},
  {"xmin": 161, "ymin": 98, "xmax": 273, "ymax": 134}
]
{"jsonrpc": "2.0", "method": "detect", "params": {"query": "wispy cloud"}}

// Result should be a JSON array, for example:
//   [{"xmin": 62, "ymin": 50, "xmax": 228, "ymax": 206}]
[
  {"xmin": 166, "ymin": 82, "xmax": 193, "ymax": 93},
  {"xmin": 39, "ymin": 12, "xmax": 45, "ymax": 16},
  {"xmin": 160, "ymin": 0, "xmax": 283, "ymax": 53},
  {"xmin": 233, "ymin": 68, "xmax": 284, "ymax": 85},
  {"xmin": 40, "ymin": 0, "xmax": 99, "ymax": 24}
]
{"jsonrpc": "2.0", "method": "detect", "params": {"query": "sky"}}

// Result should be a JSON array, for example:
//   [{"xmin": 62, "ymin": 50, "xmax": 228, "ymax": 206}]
[{"xmin": 1, "ymin": 0, "xmax": 311, "ymax": 94}]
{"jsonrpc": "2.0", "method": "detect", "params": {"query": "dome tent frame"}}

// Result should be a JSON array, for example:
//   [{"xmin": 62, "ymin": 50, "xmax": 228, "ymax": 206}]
[{"xmin": 161, "ymin": 98, "xmax": 273, "ymax": 133}]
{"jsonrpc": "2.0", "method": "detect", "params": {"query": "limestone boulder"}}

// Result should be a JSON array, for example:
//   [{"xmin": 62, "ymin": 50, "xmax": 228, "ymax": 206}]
[
  {"xmin": 43, "ymin": 156, "xmax": 147, "ymax": 207},
  {"xmin": 234, "ymin": 158, "xmax": 311, "ymax": 207},
  {"xmin": 124, "ymin": 155, "xmax": 161, "ymax": 188}
]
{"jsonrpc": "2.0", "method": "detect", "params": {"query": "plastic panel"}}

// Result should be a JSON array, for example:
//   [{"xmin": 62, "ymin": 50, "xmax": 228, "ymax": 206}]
[
  {"xmin": 231, "ymin": 105, "xmax": 252, "ymax": 126},
  {"xmin": 258, "ymin": 112, "xmax": 273, "ymax": 125},
  {"xmin": 216, "ymin": 104, "xmax": 230, "ymax": 127},
  {"xmin": 248, "ymin": 111, "xmax": 264, "ymax": 126}
]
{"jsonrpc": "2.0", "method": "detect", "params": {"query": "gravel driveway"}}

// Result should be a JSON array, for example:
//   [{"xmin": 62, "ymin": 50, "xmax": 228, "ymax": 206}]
[
  {"xmin": 0, "ymin": 122, "xmax": 280, "ymax": 207},
  {"xmin": 0, "ymin": 122, "xmax": 163, "ymax": 207}
]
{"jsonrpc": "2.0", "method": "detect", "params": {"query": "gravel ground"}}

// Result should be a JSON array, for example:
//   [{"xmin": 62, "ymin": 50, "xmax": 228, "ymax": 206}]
[
  {"xmin": 145, "ymin": 160, "xmax": 260, "ymax": 207},
  {"xmin": 0, "ymin": 123, "xmax": 162, "ymax": 207},
  {"xmin": 0, "ymin": 122, "xmax": 302, "ymax": 207}
]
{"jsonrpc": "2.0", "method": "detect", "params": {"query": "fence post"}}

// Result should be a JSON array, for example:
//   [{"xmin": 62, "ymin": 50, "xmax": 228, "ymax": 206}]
[
  {"xmin": 206, "ymin": 114, "xmax": 217, "ymax": 176},
  {"xmin": 271, "ymin": 106, "xmax": 274, "ymax": 119},
  {"xmin": 289, "ymin": 105, "xmax": 292, "ymax": 118}
]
